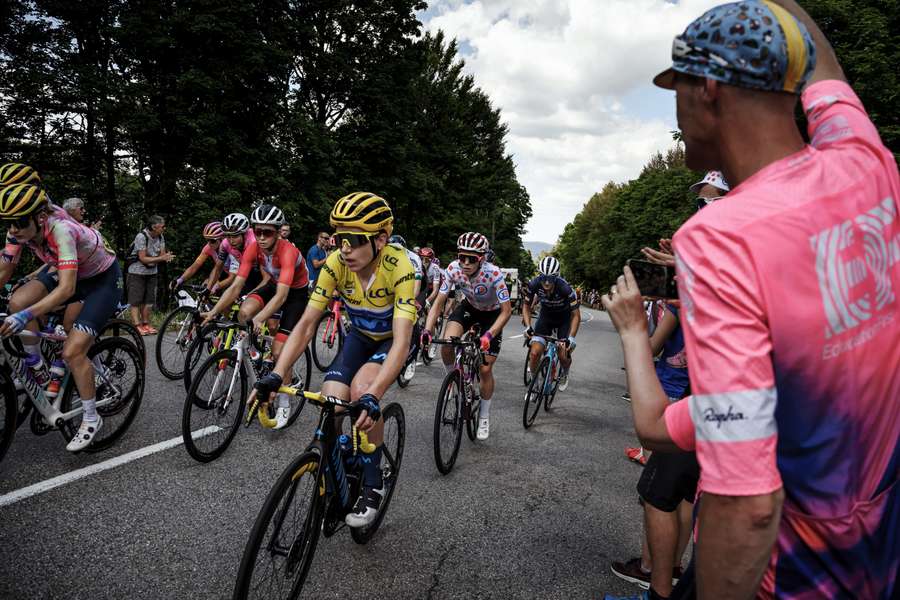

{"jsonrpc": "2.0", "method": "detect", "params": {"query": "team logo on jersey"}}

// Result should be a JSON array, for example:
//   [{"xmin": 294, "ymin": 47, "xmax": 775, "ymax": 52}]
[
  {"xmin": 383, "ymin": 254, "xmax": 399, "ymax": 272},
  {"xmin": 811, "ymin": 197, "xmax": 898, "ymax": 353},
  {"xmin": 474, "ymin": 283, "xmax": 488, "ymax": 296},
  {"xmin": 498, "ymin": 288, "xmax": 510, "ymax": 302}
]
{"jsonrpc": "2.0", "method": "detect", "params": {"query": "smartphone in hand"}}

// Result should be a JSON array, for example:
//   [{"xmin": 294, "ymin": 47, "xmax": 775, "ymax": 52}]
[{"xmin": 626, "ymin": 258, "xmax": 678, "ymax": 299}]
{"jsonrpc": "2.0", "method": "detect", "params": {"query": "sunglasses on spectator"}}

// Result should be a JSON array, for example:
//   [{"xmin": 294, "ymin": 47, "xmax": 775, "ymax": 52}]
[
  {"xmin": 253, "ymin": 227, "xmax": 279, "ymax": 238},
  {"xmin": 4, "ymin": 215, "xmax": 33, "ymax": 230},
  {"xmin": 696, "ymin": 196, "xmax": 723, "ymax": 210},
  {"xmin": 457, "ymin": 254, "xmax": 482, "ymax": 265},
  {"xmin": 334, "ymin": 230, "xmax": 379, "ymax": 249}
]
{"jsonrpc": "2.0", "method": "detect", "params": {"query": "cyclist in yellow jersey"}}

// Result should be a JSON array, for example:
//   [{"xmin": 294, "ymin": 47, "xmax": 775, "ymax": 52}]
[{"xmin": 251, "ymin": 192, "xmax": 415, "ymax": 527}]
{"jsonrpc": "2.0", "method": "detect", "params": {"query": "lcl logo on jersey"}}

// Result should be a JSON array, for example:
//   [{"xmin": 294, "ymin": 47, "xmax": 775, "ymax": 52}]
[{"xmin": 811, "ymin": 196, "xmax": 899, "ymax": 339}]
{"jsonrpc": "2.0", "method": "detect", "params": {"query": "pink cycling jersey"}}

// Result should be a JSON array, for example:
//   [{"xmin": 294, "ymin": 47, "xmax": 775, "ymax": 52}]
[
  {"xmin": 218, "ymin": 229, "xmax": 256, "ymax": 266},
  {"xmin": 3, "ymin": 212, "xmax": 116, "ymax": 279},
  {"xmin": 440, "ymin": 261, "xmax": 510, "ymax": 311},
  {"xmin": 665, "ymin": 80, "xmax": 900, "ymax": 599}
]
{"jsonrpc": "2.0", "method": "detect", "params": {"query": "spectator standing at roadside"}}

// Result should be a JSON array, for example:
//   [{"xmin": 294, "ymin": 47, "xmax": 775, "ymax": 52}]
[
  {"xmin": 306, "ymin": 231, "xmax": 329, "ymax": 288},
  {"xmin": 62, "ymin": 197, "xmax": 102, "ymax": 230},
  {"xmin": 605, "ymin": 1, "xmax": 900, "ymax": 598},
  {"xmin": 127, "ymin": 215, "xmax": 174, "ymax": 335},
  {"xmin": 279, "ymin": 223, "xmax": 291, "ymax": 241}
]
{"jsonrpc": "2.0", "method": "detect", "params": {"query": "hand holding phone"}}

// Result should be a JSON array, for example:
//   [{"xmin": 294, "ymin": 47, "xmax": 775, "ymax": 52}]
[{"xmin": 625, "ymin": 259, "xmax": 678, "ymax": 299}]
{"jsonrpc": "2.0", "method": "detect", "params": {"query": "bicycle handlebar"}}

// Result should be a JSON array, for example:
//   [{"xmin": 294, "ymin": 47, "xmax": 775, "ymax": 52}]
[{"xmin": 296, "ymin": 390, "xmax": 376, "ymax": 452}]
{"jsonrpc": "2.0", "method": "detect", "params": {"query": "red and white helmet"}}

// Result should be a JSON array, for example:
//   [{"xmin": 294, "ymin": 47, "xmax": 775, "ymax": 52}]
[{"xmin": 457, "ymin": 232, "xmax": 489, "ymax": 254}]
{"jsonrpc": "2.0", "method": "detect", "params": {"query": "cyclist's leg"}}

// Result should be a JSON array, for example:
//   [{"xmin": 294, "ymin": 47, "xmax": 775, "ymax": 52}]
[
  {"xmin": 9, "ymin": 278, "xmax": 49, "ymax": 342},
  {"xmin": 555, "ymin": 312, "xmax": 573, "ymax": 369},
  {"xmin": 270, "ymin": 287, "xmax": 308, "ymax": 361},
  {"xmin": 530, "ymin": 310, "xmax": 553, "ymax": 374},
  {"xmin": 442, "ymin": 300, "xmax": 474, "ymax": 370},
  {"xmin": 238, "ymin": 282, "xmax": 270, "ymax": 324},
  {"xmin": 478, "ymin": 333, "xmax": 502, "ymax": 401}
]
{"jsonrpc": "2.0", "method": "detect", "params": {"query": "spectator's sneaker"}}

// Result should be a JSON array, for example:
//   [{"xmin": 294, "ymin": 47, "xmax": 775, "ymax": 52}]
[
  {"xmin": 65, "ymin": 416, "xmax": 103, "ymax": 452},
  {"xmin": 274, "ymin": 406, "xmax": 290, "ymax": 430},
  {"xmin": 610, "ymin": 557, "xmax": 651, "ymax": 590},
  {"xmin": 625, "ymin": 446, "xmax": 647, "ymax": 466},
  {"xmin": 621, "ymin": 391, "xmax": 631, "ymax": 402},
  {"xmin": 476, "ymin": 417, "xmax": 490, "ymax": 440},
  {"xmin": 345, "ymin": 484, "xmax": 384, "ymax": 527}
]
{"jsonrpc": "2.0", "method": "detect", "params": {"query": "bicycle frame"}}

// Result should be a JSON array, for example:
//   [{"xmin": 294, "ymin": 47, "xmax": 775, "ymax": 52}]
[
  {"xmin": 0, "ymin": 331, "xmax": 121, "ymax": 430},
  {"xmin": 319, "ymin": 301, "xmax": 347, "ymax": 347}
]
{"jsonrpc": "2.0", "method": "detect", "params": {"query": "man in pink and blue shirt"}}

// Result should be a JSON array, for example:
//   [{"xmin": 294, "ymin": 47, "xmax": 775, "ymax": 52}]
[{"xmin": 604, "ymin": 1, "xmax": 899, "ymax": 598}]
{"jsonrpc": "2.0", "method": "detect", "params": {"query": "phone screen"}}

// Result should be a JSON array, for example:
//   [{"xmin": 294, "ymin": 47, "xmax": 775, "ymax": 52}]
[{"xmin": 626, "ymin": 259, "xmax": 678, "ymax": 299}]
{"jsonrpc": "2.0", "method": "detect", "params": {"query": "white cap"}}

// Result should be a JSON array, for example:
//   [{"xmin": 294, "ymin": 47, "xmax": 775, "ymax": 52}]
[{"xmin": 689, "ymin": 171, "xmax": 730, "ymax": 193}]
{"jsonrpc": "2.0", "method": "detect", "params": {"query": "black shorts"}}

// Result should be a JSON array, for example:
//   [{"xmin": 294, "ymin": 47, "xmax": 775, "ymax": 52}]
[
  {"xmin": 533, "ymin": 309, "xmax": 572, "ymax": 343},
  {"xmin": 324, "ymin": 328, "xmax": 393, "ymax": 386},
  {"xmin": 247, "ymin": 282, "xmax": 308, "ymax": 335},
  {"xmin": 637, "ymin": 450, "xmax": 700, "ymax": 512},
  {"xmin": 239, "ymin": 267, "xmax": 263, "ymax": 297},
  {"xmin": 40, "ymin": 262, "xmax": 122, "ymax": 338},
  {"xmin": 447, "ymin": 300, "xmax": 502, "ymax": 356}
]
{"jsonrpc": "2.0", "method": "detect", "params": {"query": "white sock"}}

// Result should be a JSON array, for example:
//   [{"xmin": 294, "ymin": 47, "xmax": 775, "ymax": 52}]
[
  {"xmin": 82, "ymin": 398, "xmax": 98, "ymax": 421},
  {"xmin": 479, "ymin": 398, "xmax": 491, "ymax": 419},
  {"xmin": 277, "ymin": 393, "xmax": 290, "ymax": 409}
]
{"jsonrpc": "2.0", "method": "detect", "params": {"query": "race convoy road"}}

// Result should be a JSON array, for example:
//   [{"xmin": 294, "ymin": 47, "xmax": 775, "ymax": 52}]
[{"xmin": 0, "ymin": 307, "xmax": 654, "ymax": 599}]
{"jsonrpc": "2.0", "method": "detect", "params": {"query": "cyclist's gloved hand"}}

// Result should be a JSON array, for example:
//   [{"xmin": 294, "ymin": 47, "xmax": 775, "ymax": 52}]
[
  {"xmin": 421, "ymin": 329, "xmax": 433, "ymax": 346},
  {"xmin": 3, "ymin": 309, "xmax": 34, "ymax": 336},
  {"xmin": 254, "ymin": 371, "xmax": 283, "ymax": 403},
  {"xmin": 169, "ymin": 277, "xmax": 184, "ymax": 291},
  {"xmin": 566, "ymin": 336, "xmax": 576, "ymax": 349},
  {"xmin": 479, "ymin": 330, "xmax": 493, "ymax": 352},
  {"xmin": 525, "ymin": 326, "xmax": 534, "ymax": 337},
  {"xmin": 354, "ymin": 393, "xmax": 381, "ymax": 424}
]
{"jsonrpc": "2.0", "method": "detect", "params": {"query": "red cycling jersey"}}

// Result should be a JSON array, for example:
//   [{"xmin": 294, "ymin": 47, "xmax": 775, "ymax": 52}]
[{"xmin": 237, "ymin": 238, "xmax": 308, "ymax": 289}]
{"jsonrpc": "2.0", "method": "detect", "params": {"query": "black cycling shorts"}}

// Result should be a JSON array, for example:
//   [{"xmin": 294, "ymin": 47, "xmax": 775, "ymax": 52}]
[
  {"xmin": 447, "ymin": 300, "xmax": 502, "ymax": 356},
  {"xmin": 247, "ymin": 282, "xmax": 308, "ymax": 335},
  {"xmin": 39, "ymin": 262, "xmax": 122, "ymax": 338},
  {"xmin": 239, "ymin": 267, "xmax": 263, "ymax": 297},
  {"xmin": 637, "ymin": 450, "xmax": 700, "ymax": 512},
  {"xmin": 533, "ymin": 309, "xmax": 572, "ymax": 344},
  {"xmin": 324, "ymin": 328, "xmax": 393, "ymax": 386}
]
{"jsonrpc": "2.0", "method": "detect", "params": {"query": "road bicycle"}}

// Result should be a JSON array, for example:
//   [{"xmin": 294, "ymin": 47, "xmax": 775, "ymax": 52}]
[
  {"xmin": 420, "ymin": 307, "xmax": 442, "ymax": 366},
  {"xmin": 181, "ymin": 300, "xmax": 244, "ymax": 392},
  {"xmin": 0, "ymin": 327, "xmax": 144, "ymax": 463},
  {"xmin": 311, "ymin": 299, "xmax": 348, "ymax": 372},
  {"xmin": 154, "ymin": 284, "xmax": 214, "ymax": 379},
  {"xmin": 431, "ymin": 326, "xmax": 484, "ymax": 474},
  {"xmin": 232, "ymin": 388, "xmax": 405, "ymax": 599},
  {"xmin": 181, "ymin": 321, "xmax": 311, "ymax": 463},
  {"xmin": 522, "ymin": 334, "xmax": 565, "ymax": 428}
]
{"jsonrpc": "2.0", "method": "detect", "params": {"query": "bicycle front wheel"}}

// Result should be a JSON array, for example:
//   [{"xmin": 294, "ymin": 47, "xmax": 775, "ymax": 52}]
[
  {"xmin": 351, "ymin": 402, "xmax": 405, "ymax": 544},
  {"xmin": 182, "ymin": 349, "xmax": 247, "ymax": 463},
  {"xmin": 233, "ymin": 450, "xmax": 324, "ymax": 600},
  {"xmin": 522, "ymin": 356, "xmax": 548, "ymax": 429},
  {"xmin": 0, "ymin": 369, "xmax": 18, "ymax": 464},
  {"xmin": 183, "ymin": 323, "xmax": 229, "ymax": 392},
  {"xmin": 100, "ymin": 319, "xmax": 146, "ymax": 366},
  {"xmin": 60, "ymin": 337, "xmax": 145, "ymax": 452},
  {"xmin": 433, "ymin": 369, "xmax": 463, "ymax": 474},
  {"xmin": 155, "ymin": 306, "xmax": 197, "ymax": 379},
  {"xmin": 311, "ymin": 312, "xmax": 343, "ymax": 372}
]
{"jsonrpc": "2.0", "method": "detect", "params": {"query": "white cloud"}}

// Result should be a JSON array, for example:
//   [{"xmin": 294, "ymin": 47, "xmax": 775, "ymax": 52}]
[{"xmin": 420, "ymin": 0, "xmax": 722, "ymax": 243}]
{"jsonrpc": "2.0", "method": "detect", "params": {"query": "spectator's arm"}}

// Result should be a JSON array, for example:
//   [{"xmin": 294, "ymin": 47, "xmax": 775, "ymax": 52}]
[
  {"xmin": 312, "ymin": 256, "xmax": 327, "ymax": 268},
  {"xmin": 697, "ymin": 490, "xmax": 784, "ymax": 598},
  {"xmin": 769, "ymin": 0, "xmax": 845, "ymax": 85},
  {"xmin": 648, "ymin": 306, "xmax": 678, "ymax": 356}
]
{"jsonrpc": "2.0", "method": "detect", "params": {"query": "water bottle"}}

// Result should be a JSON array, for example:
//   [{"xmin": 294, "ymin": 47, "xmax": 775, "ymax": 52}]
[
  {"xmin": 45, "ymin": 359, "xmax": 66, "ymax": 399},
  {"xmin": 338, "ymin": 434, "xmax": 356, "ymax": 468},
  {"xmin": 25, "ymin": 353, "xmax": 50, "ymax": 387},
  {"xmin": 248, "ymin": 347, "xmax": 260, "ymax": 361}
]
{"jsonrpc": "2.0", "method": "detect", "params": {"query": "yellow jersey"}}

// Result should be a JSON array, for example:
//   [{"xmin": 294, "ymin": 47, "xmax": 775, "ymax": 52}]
[{"xmin": 308, "ymin": 244, "xmax": 417, "ymax": 340}]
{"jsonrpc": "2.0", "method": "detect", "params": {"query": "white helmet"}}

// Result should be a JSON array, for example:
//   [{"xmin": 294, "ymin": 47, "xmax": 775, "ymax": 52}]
[
  {"xmin": 457, "ymin": 231, "xmax": 489, "ymax": 254},
  {"xmin": 222, "ymin": 212, "xmax": 250, "ymax": 235},
  {"xmin": 250, "ymin": 204, "xmax": 285, "ymax": 226},
  {"xmin": 539, "ymin": 256, "xmax": 560, "ymax": 276}
]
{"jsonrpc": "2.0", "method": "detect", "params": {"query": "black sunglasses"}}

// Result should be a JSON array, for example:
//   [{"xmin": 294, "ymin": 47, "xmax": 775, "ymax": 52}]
[
  {"xmin": 4, "ymin": 215, "xmax": 33, "ymax": 230},
  {"xmin": 253, "ymin": 227, "xmax": 278, "ymax": 238},
  {"xmin": 457, "ymin": 254, "xmax": 481, "ymax": 265}
]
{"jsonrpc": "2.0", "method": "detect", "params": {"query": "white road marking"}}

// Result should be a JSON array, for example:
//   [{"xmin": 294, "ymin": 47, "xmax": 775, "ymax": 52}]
[{"xmin": 0, "ymin": 426, "xmax": 222, "ymax": 508}]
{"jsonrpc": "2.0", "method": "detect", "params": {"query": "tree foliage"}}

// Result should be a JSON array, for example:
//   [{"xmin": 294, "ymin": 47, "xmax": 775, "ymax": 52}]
[{"xmin": 0, "ymin": 0, "xmax": 532, "ymax": 286}]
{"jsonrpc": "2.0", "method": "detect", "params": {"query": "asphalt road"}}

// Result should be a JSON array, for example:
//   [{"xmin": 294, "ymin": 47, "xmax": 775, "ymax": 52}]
[{"xmin": 0, "ymin": 307, "xmax": 655, "ymax": 600}]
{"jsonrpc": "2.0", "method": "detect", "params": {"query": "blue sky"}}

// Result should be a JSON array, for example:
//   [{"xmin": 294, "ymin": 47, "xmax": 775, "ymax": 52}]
[{"xmin": 418, "ymin": 0, "xmax": 719, "ymax": 243}]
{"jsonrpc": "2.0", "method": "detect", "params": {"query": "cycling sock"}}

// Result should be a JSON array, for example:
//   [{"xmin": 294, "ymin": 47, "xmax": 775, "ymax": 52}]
[
  {"xmin": 479, "ymin": 398, "xmax": 491, "ymax": 418},
  {"xmin": 361, "ymin": 445, "xmax": 384, "ymax": 488},
  {"xmin": 276, "ymin": 393, "xmax": 290, "ymax": 409},
  {"xmin": 82, "ymin": 398, "xmax": 98, "ymax": 421}
]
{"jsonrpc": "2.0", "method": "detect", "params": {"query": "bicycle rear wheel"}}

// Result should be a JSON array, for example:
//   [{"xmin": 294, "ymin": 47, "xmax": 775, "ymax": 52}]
[
  {"xmin": 182, "ymin": 349, "xmax": 247, "ymax": 463},
  {"xmin": 351, "ymin": 402, "xmax": 405, "ymax": 544},
  {"xmin": 0, "ymin": 369, "xmax": 18, "ymax": 464},
  {"xmin": 183, "ymin": 323, "xmax": 230, "ymax": 392},
  {"xmin": 312, "ymin": 312, "xmax": 343, "ymax": 372},
  {"xmin": 60, "ymin": 337, "xmax": 145, "ymax": 452},
  {"xmin": 233, "ymin": 450, "xmax": 324, "ymax": 600},
  {"xmin": 433, "ymin": 369, "xmax": 463, "ymax": 474},
  {"xmin": 522, "ymin": 356, "xmax": 548, "ymax": 429},
  {"xmin": 155, "ymin": 306, "xmax": 197, "ymax": 379},
  {"xmin": 100, "ymin": 319, "xmax": 146, "ymax": 365}
]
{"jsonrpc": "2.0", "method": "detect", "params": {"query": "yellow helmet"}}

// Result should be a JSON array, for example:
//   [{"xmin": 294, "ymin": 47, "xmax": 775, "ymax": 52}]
[
  {"xmin": 0, "ymin": 163, "xmax": 41, "ymax": 188},
  {"xmin": 0, "ymin": 183, "xmax": 48, "ymax": 218},
  {"xmin": 330, "ymin": 192, "xmax": 393, "ymax": 235}
]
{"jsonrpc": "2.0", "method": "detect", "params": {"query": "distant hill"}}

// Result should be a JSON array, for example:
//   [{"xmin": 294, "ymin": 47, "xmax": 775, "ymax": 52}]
[{"xmin": 524, "ymin": 241, "xmax": 553, "ymax": 259}]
